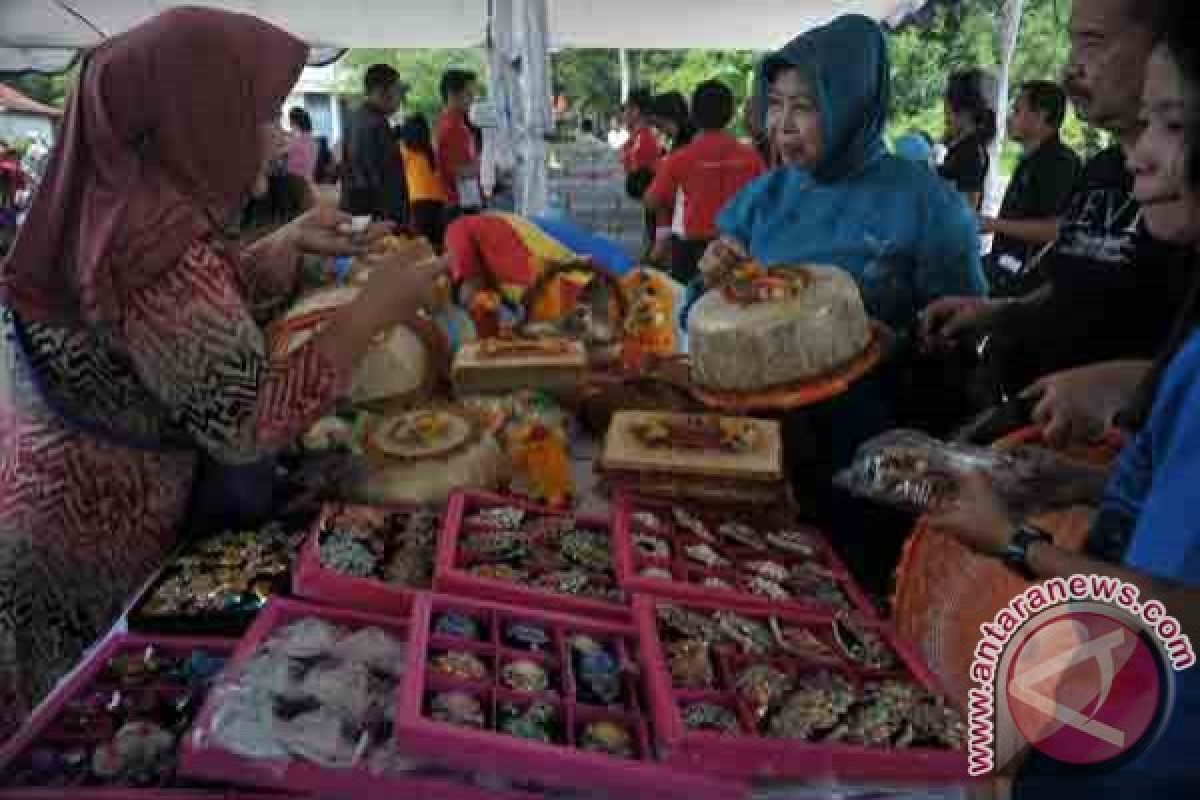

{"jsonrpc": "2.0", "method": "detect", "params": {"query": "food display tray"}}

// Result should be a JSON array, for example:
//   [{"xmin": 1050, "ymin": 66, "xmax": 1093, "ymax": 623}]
[
  {"xmin": 291, "ymin": 503, "xmax": 440, "ymax": 618},
  {"xmin": 179, "ymin": 598, "xmax": 536, "ymax": 800},
  {"xmin": 612, "ymin": 493, "xmax": 875, "ymax": 618},
  {"xmin": 434, "ymin": 490, "xmax": 629, "ymax": 621},
  {"xmin": 127, "ymin": 511, "xmax": 316, "ymax": 637},
  {"xmin": 397, "ymin": 593, "xmax": 743, "ymax": 800},
  {"xmin": 633, "ymin": 595, "xmax": 969, "ymax": 784},
  {"xmin": 0, "ymin": 634, "xmax": 237, "ymax": 799}
]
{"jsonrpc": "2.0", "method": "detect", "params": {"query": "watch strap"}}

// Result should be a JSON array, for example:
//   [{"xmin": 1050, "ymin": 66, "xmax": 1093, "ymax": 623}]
[{"xmin": 1003, "ymin": 524, "xmax": 1052, "ymax": 577}]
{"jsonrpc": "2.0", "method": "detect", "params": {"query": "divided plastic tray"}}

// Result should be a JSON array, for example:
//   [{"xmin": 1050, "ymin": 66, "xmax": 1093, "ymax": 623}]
[
  {"xmin": 435, "ymin": 490, "xmax": 629, "ymax": 621},
  {"xmin": 178, "ymin": 598, "xmax": 535, "ymax": 800},
  {"xmin": 397, "ymin": 593, "xmax": 742, "ymax": 799},
  {"xmin": 0, "ymin": 634, "xmax": 237, "ymax": 800},
  {"xmin": 612, "ymin": 493, "xmax": 875, "ymax": 617},
  {"xmin": 291, "ymin": 502, "xmax": 438, "ymax": 617},
  {"xmin": 633, "ymin": 595, "xmax": 969, "ymax": 784}
]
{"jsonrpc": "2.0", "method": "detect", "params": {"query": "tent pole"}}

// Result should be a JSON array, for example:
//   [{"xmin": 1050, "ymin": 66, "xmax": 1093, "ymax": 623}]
[
  {"xmin": 619, "ymin": 48, "xmax": 630, "ymax": 104},
  {"xmin": 987, "ymin": 0, "xmax": 1025, "ymax": 215}
]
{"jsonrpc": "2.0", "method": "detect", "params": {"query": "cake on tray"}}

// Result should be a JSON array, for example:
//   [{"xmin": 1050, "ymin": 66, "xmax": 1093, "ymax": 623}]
[{"xmin": 688, "ymin": 264, "xmax": 870, "ymax": 392}]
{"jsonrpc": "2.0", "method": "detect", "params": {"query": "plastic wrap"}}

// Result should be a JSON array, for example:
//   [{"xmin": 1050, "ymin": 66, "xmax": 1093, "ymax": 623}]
[{"xmin": 835, "ymin": 430, "xmax": 1110, "ymax": 515}]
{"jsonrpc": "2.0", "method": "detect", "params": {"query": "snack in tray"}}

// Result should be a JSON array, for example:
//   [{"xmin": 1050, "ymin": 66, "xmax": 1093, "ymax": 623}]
[
  {"xmin": 204, "ymin": 616, "xmax": 407, "ymax": 768},
  {"xmin": 579, "ymin": 719, "xmax": 636, "ymax": 758},
  {"xmin": 316, "ymin": 506, "xmax": 441, "ymax": 590},
  {"xmin": 451, "ymin": 495, "xmax": 625, "ymax": 609},
  {"xmin": 688, "ymin": 263, "xmax": 871, "ymax": 391},
  {"xmin": 352, "ymin": 408, "xmax": 508, "ymax": 506},
  {"xmin": 136, "ymin": 521, "xmax": 306, "ymax": 624},
  {"xmin": 650, "ymin": 600, "xmax": 966, "ymax": 755},
  {"xmin": 0, "ymin": 640, "xmax": 229, "ymax": 790},
  {"xmin": 618, "ymin": 499, "xmax": 857, "ymax": 613}
]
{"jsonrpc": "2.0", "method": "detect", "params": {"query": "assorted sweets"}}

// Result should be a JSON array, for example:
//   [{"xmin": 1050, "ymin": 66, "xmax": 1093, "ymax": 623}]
[
  {"xmin": 439, "ymin": 492, "xmax": 626, "ymax": 617},
  {"xmin": 688, "ymin": 263, "xmax": 872, "ymax": 391},
  {"xmin": 639, "ymin": 598, "xmax": 966, "ymax": 781},
  {"xmin": 130, "ymin": 520, "xmax": 308, "ymax": 633},
  {"xmin": 315, "ymin": 505, "xmax": 441, "ymax": 588},
  {"xmin": 616, "ymin": 497, "xmax": 863, "ymax": 614},
  {"xmin": 399, "ymin": 596, "xmax": 737, "ymax": 799},
  {"xmin": 0, "ymin": 636, "xmax": 230, "ymax": 791}
]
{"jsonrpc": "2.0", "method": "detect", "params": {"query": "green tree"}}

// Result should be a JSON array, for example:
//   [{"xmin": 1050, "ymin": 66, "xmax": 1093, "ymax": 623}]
[{"xmin": 4, "ymin": 65, "xmax": 77, "ymax": 110}]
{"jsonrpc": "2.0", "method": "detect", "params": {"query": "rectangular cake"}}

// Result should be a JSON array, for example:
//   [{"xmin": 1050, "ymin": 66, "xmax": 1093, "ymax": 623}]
[{"xmin": 452, "ymin": 337, "xmax": 588, "ymax": 395}]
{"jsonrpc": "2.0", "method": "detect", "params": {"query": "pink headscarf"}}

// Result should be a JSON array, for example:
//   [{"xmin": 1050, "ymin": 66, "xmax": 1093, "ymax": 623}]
[{"xmin": 0, "ymin": 7, "xmax": 308, "ymax": 326}]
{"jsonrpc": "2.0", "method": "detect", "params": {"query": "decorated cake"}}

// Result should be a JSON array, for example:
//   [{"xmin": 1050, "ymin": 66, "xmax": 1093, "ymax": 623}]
[
  {"xmin": 688, "ymin": 263, "xmax": 870, "ymax": 391},
  {"xmin": 349, "ymin": 408, "xmax": 508, "ymax": 505},
  {"xmin": 273, "ymin": 286, "xmax": 439, "ymax": 407},
  {"xmin": 452, "ymin": 336, "xmax": 588, "ymax": 395}
]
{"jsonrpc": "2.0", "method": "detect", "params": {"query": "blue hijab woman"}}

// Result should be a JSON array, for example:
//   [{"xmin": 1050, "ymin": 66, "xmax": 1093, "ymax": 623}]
[
  {"xmin": 691, "ymin": 16, "xmax": 987, "ymax": 593},
  {"xmin": 696, "ymin": 14, "xmax": 986, "ymax": 330}
]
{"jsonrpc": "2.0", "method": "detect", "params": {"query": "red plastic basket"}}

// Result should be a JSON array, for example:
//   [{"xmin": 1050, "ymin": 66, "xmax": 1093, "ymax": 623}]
[
  {"xmin": 0, "ymin": 634, "xmax": 237, "ymax": 800},
  {"xmin": 633, "ymin": 595, "xmax": 970, "ymax": 784},
  {"xmin": 179, "ymin": 598, "xmax": 537, "ymax": 800},
  {"xmin": 612, "ymin": 493, "xmax": 877, "ymax": 619},
  {"xmin": 434, "ymin": 490, "xmax": 630, "ymax": 621},
  {"xmin": 291, "ymin": 503, "xmax": 436, "ymax": 618},
  {"xmin": 397, "ymin": 593, "xmax": 743, "ymax": 800}
]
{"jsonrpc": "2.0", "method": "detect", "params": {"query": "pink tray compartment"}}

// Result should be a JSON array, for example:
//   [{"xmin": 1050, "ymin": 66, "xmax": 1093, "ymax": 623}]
[
  {"xmin": 398, "ymin": 593, "xmax": 744, "ymax": 800},
  {"xmin": 613, "ymin": 493, "xmax": 879, "ymax": 618},
  {"xmin": 291, "ymin": 502, "xmax": 436, "ymax": 617},
  {"xmin": 634, "ymin": 595, "xmax": 970, "ymax": 784},
  {"xmin": 0, "ymin": 634, "xmax": 238, "ymax": 800},
  {"xmin": 179, "ymin": 597, "xmax": 537, "ymax": 800},
  {"xmin": 434, "ymin": 490, "xmax": 629, "ymax": 621}
]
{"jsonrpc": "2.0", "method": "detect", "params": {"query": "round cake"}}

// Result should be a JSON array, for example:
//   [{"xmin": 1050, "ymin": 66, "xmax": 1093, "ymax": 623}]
[
  {"xmin": 688, "ymin": 265, "xmax": 870, "ymax": 391},
  {"xmin": 273, "ymin": 286, "xmax": 432, "ymax": 406},
  {"xmin": 350, "ymin": 409, "xmax": 509, "ymax": 505}
]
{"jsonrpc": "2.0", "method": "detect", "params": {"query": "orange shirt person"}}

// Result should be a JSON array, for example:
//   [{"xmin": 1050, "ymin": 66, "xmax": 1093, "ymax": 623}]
[
  {"xmin": 645, "ymin": 80, "xmax": 765, "ymax": 284},
  {"xmin": 436, "ymin": 68, "xmax": 482, "ymax": 216},
  {"xmin": 397, "ymin": 113, "xmax": 448, "ymax": 250}
]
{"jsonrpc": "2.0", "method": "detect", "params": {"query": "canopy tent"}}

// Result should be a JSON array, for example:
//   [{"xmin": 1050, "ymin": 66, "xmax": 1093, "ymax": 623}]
[
  {"xmin": 2, "ymin": 0, "xmax": 1031, "ymax": 217},
  {"xmin": 0, "ymin": 1, "xmax": 929, "ymax": 72}
]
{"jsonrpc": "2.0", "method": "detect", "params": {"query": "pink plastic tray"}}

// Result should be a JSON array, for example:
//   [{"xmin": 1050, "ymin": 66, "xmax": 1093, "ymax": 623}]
[
  {"xmin": 291, "ymin": 502, "xmax": 435, "ymax": 617},
  {"xmin": 0, "ymin": 634, "xmax": 237, "ymax": 800},
  {"xmin": 634, "ymin": 595, "xmax": 970, "ymax": 784},
  {"xmin": 397, "ymin": 593, "xmax": 744, "ymax": 800},
  {"xmin": 179, "ymin": 598, "xmax": 536, "ymax": 800},
  {"xmin": 612, "ymin": 493, "xmax": 878, "ymax": 619},
  {"xmin": 434, "ymin": 490, "xmax": 629, "ymax": 621}
]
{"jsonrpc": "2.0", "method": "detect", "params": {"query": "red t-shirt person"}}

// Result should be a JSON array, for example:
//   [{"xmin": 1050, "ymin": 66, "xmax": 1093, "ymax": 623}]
[
  {"xmin": 644, "ymin": 130, "xmax": 765, "ymax": 240},
  {"xmin": 621, "ymin": 124, "xmax": 661, "ymax": 175},
  {"xmin": 436, "ymin": 107, "xmax": 480, "ymax": 208}
]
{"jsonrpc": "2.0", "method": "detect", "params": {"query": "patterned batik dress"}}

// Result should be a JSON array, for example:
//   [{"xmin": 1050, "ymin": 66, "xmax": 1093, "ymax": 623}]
[{"xmin": 0, "ymin": 236, "xmax": 346, "ymax": 740}]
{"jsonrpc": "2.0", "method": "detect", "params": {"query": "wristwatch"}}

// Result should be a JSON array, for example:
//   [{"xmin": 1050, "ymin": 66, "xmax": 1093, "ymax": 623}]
[{"xmin": 1003, "ymin": 524, "xmax": 1052, "ymax": 577}]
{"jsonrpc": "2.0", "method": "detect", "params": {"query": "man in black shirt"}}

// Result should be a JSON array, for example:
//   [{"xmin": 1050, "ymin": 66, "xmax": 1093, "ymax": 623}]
[
  {"xmin": 981, "ymin": 81, "xmax": 1082, "ymax": 296},
  {"xmin": 339, "ymin": 64, "xmax": 410, "ymax": 225},
  {"xmin": 922, "ymin": 0, "xmax": 1187, "ymax": 412}
]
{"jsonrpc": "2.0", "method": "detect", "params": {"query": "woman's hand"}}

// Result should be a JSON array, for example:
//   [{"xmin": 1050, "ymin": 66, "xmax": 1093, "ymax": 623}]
[
  {"xmin": 928, "ymin": 470, "xmax": 1018, "ymax": 557},
  {"xmin": 284, "ymin": 204, "xmax": 395, "ymax": 257},
  {"xmin": 1021, "ymin": 360, "xmax": 1151, "ymax": 448},
  {"xmin": 354, "ymin": 250, "xmax": 448, "ymax": 332},
  {"xmin": 698, "ymin": 237, "xmax": 749, "ymax": 288}
]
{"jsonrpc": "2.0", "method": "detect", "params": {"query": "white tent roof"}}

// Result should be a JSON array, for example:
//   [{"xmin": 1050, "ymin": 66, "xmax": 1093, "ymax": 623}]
[{"xmin": 1, "ymin": 0, "xmax": 928, "ymax": 72}]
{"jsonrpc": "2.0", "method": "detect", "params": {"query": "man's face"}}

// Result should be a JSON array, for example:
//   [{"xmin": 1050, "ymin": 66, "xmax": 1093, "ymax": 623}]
[
  {"xmin": 1065, "ymin": 0, "xmax": 1155, "ymax": 133},
  {"xmin": 1007, "ymin": 92, "xmax": 1039, "ymax": 145},
  {"xmin": 623, "ymin": 103, "xmax": 641, "ymax": 130}
]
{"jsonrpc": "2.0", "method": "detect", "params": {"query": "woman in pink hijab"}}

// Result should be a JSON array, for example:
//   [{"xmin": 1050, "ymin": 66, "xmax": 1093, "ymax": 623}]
[{"xmin": 0, "ymin": 8, "xmax": 442, "ymax": 737}]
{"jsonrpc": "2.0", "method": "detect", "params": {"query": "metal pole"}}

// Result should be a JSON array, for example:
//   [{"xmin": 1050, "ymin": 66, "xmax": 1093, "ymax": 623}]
[
  {"xmin": 987, "ymin": 0, "xmax": 1025, "ymax": 214},
  {"xmin": 619, "ymin": 48, "xmax": 630, "ymax": 103}
]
